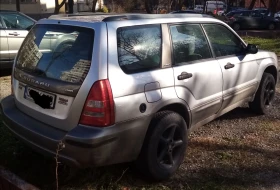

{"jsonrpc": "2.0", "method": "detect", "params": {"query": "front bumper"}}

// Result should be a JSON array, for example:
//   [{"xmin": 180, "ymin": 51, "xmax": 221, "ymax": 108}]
[{"xmin": 0, "ymin": 95, "xmax": 150, "ymax": 168}]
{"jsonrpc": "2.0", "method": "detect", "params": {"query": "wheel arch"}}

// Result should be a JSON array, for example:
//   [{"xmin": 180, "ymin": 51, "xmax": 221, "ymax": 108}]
[
  {"xmin": 157, "ymin": 103, "xmax": 191, "ymax": 129},
  {"xmin": 264, "ymin": 65, "xmax": 278, "ymax": 83}
]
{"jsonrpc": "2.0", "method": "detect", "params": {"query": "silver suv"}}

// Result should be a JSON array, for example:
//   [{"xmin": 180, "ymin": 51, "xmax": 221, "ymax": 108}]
[{"xmin": 0, "ymin": 14, "xmax": 278, "ymax": 180}]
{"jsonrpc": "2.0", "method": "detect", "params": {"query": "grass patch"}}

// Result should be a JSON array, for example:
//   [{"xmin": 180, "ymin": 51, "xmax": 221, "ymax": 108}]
[{"xmin": 242, "ymin": 37, "xmax": 280, "ymax": 56}]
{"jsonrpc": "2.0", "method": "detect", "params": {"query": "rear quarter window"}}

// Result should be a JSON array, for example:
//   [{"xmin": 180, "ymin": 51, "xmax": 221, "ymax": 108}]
[{"xmin": 117, "ymin": 25, "xmax": 162, "ymax": 74}]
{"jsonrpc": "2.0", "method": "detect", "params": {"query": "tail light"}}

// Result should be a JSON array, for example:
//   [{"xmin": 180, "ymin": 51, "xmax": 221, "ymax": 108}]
[
  {"xmin": 214, "ymin": 9, "xmax": 217, "ymax": 14},
  {"xmin": 79, "ymin": 79, "xmax": 115, "ymax": 127}
]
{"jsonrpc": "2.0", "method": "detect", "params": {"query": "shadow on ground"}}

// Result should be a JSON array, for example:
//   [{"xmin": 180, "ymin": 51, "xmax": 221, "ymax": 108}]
[{"xmin": 0, "ymin": 69, "xmax": 12, "ymax": 77}]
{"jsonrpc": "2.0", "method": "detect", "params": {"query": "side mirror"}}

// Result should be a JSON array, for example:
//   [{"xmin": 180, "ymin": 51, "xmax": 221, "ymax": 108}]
[{"xmin": 245, "ymin": 44, "xmax": 258, "ymax": 54}]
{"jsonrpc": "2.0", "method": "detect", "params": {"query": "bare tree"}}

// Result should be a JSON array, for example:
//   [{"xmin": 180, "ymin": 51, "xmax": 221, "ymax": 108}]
[
  {"xmin": 68, "ymin": 0, "xmax": 74, "ymax": 13},
  {"xmin": 145, "ymin": 0, "xmax": 153, "ymax": 13},
  {"xmin": 16, "ymin": 0, "xmax": 20, "ymax": 11},
  {"xmin": 91, "ymin": 0, "xmax": 98, "ymax": 12},
  {"xmin": 269, "ymin": 0, "xmax": 280, "ymax": 15},
  {"xmin": 54, "ymin": 0, "xmax": 67, "ymax": 14}
]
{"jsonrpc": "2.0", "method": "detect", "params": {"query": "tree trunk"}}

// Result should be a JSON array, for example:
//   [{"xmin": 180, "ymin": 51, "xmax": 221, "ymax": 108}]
[
  {"xmin": 269, "ymin": 0, "xmax": 279, "ymax": 16},
  {"xmin": 145, "ymin": 0, "xmax": 152, "ymax": 13},
  {"xmin": 54, "ymin": 0, "xmax": 67, "ymax": 14},
  {"xmin": 203, "ymin": 1, "xmax": 207, "ymax": 13},
  {"xmin": 260, "ymin": 0, "xmax": 267, "ymax": 7},
  {"xmin": 68, "ymin": 0, "xmax": 74, "ymax": 13},
  {"xmin": 16, "ymin": 0, "xmax": 20, "ymax": 11},
  {"xmin": 248, "ymin": 0, "xmax": 257, "ymax": 10},
  {"xmin": 91, "ymin": 0, "xmax": 98, "ymax": 12}
]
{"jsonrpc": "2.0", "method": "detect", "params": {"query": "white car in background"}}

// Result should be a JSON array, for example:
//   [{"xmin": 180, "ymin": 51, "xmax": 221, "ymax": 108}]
[
  {"xmin": 275, "ymin": 11, "xmax": 280, "ymax": 18},
  {"xmin": 194, "ymin": 5, "xmax": 203, "ymax": 13}
]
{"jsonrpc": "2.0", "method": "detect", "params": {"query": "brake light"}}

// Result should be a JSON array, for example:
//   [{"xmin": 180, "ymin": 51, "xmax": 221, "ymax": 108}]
[{"xmin": 79, "ymin": 79, "xmax": 115, "ymax": 127}]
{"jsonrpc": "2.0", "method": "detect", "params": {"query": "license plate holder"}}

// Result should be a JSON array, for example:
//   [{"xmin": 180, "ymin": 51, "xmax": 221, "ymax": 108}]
[{"xmin": 24, "ymin": 86, "xmax": 56, "ymax": 109}]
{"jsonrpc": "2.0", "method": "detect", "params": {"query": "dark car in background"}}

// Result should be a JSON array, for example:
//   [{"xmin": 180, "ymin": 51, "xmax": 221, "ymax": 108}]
[
  {"xmin": 225, "ymin": 10, "xmax": 280, "ymax": 30},
  {"xmin": 225, "ymin": 10, "xmax": 250, "ymax": 18},
  {"xmin": 169, "ymin": 10, "xmax": 200, "ymax": 14}
]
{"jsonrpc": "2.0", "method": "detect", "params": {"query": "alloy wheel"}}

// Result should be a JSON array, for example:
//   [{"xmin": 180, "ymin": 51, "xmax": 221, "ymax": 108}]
[
  {"xmin": 157, "ymin": 125, "xmax": 184, "ymax": 169},
  {"xmin": 263, "ymin": 78, "xmax": 275, "ymax": 107}
]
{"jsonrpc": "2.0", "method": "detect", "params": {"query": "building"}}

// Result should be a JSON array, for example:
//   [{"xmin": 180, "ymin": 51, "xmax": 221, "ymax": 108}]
[{"xmin": 0, "ymin": 0, "xmax": 106, "ymax": 16}]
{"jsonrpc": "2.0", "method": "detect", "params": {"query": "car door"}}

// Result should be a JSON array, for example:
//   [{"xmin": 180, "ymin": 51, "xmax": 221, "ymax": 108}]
[
  {"xmin": 0, "ymin": 12, "xmax": 35, "ymax": 61},
  {"xmin": 0, "ymin": 18, "xmax": 10, "ymax": 65},
  {"xmin": 203, "ymin": 24, "xmax": 259, "ymax": 110},
  {"xmin": 238, "ymin": 11, "xmax": 252, "ymax": 28},
  {"xmin": 249, "ymin": 11, "xmax": 263, "ymax": 28},
  {"xmin": 170, "ymin": 23, "xmax": 223, "ymax": 126}
]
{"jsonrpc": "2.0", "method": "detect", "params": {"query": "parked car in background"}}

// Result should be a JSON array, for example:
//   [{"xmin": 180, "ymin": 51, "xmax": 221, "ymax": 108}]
[
  {"xmin": 0, "ymin": 10, "xmax": 36, "ymax": 69},
  {"xmin": 226, "ymin": 10, "xmax": 251, "ymax": 18},
  {"xmin": 1, "ymin": 13, "xmax": 278, "ymax": 181},
  {"xmin": 205, "ymin": 1, "xmax": 226, "ymax": 14},
  {"xmin": 275, "ymin": 11, "xmax": 280, "ymax": 18},
  {"xmin": 194, "ymin": 5, "xmax": 204, "ymax": 13},
  {"xmin": 226, "ymin": 10, "xmax": 280, "ymax": 30},
  {"xmin": 169, "ymin": 10, "xmax": 200, "ymax": 14}
]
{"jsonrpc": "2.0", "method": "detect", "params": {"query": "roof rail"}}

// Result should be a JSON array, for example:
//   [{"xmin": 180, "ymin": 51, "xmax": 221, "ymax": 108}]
[
  {"xmin": 102, "ymin": 13, "xmax": 213, "ymax": 22},
  {"xmin": 48, "ymin": 13, "xmax": 213, "ymax": 21},
  {"xmin": 48, "ymin": 12, "xmax": 116, "ymax": 19}
]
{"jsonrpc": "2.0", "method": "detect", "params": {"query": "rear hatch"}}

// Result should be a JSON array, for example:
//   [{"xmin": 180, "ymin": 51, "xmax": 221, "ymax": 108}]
[{"xmin": 12, "ymin": 23, "xmax": 95, "ymax": 131}]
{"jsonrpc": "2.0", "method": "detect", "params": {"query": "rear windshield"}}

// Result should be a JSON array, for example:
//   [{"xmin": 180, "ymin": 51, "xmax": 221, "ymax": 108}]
[{"xmin": 16, "ymin": 24, "xmax": 94, "ymax": 84}]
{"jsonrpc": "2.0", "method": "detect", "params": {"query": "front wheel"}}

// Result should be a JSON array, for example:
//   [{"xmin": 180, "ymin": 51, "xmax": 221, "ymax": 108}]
[
  {"xmin": 249, "ymin": 73, "xmax": 276, "ymax": 114},
  {"xmin": 135, "ymin": 111, "xmax": 188, "ymax": 181},
  {"xmin": 233, "ymin": 23, "xmax": 241, "ymax": 31},
  {"xmin": 268, "ymin": 23, "xmax": 275, "ymax": 30}
]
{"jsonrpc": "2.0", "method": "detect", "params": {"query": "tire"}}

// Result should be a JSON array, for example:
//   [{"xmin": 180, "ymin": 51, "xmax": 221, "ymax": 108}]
[
  {"xmin": 268, "ymin": 23, "xmax": 275, "ymax": 30},
  {"xmin": 233, "ymin": 23, "xmax": 241, "ymax": 31},
  {"xmin": 249, "ymin": 73, "xmax": 276, "ymax": 114},
  {"xmin": 135, "ymin": 111, "xmax": 188, "ymax": 181}
]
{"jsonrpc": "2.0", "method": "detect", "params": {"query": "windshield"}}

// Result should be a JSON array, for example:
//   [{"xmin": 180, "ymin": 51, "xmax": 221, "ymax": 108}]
[{"xmin": 16, "ymin": 24, "xmax": 94, "ymax": 84}]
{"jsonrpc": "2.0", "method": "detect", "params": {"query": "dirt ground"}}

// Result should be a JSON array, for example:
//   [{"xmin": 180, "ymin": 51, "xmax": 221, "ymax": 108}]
[{"xmin": 0, "ymin": 70, "xmax": 280, "ymax": 190}]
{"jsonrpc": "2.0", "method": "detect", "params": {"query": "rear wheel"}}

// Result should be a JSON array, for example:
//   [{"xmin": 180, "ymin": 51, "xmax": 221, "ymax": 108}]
[
  {"xmin": 268, "ymin": 23, "xmax": 275, "ymax": 30},
  {"xmin": 135, "ymin": 111, "xmax": 188, "ymax": 181},
  {"xmin": 249, "ymin": 73, "xmax": 276, "ymax": 114}
]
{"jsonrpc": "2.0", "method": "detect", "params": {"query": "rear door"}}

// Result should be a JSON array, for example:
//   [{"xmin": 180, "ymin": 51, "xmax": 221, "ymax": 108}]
[
  {"xmin": 170, "ymin": 23, "xmax": 223, "ymax": 126},
  {"xmin": 1, "ymin": 12, "xmax": 35, "ymax": 60}
]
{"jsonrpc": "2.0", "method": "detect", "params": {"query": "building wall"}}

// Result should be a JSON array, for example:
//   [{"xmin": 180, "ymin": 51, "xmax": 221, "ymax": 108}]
[
  {"xmin": 0, "ymin": 0, "xmax": 78, "ymax": 14},
  {"xmin": 0, "ymin": 3, "xmax": 42, "ymax": 13},
  {"xmin": 244, "ymin": 0, "xmax": 280, "ymax": 10}
]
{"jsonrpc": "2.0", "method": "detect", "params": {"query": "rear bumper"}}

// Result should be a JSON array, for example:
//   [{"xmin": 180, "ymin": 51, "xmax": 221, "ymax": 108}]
[{"xmin": 0, "ymin": 95, "xmax": 150, "ymax": 168}]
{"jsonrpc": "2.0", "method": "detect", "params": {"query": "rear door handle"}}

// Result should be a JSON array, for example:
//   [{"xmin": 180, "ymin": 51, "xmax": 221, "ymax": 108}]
[
  {"xmin": 224, "ymin": 63, "xmax": 235, "ymax": 69},
  {"xmin": 8, "ymin": 32, "xmax": 19, "ymax": 36},
  {"xmin": 178, "ymin": 72, "xmax": 193, "ymax": 80}
]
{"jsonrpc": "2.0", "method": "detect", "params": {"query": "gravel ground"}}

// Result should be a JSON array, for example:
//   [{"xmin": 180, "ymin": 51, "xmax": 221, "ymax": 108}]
[
  {"xmin": 0, "ymin": 76, "xmax": 11, "ymax": 101},
  {"xmin": 0, "ymin": 66, "xmax": 280, "ymax": 189}
]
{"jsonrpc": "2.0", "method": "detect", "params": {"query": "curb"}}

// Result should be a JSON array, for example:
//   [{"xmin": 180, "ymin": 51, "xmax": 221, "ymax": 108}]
[{"xmin": 0, "ymin": 167, "xmax": 39, "ymax": 190}]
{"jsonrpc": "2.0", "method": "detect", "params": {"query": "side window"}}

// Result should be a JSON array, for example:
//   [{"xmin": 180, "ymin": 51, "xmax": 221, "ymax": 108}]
[
  {"xmin": 117, "ymin": 25, "xmax": 162, "ymax": 74},
  {"xmin": 2, "ymin": 13, "xmax": 34, "ymax": 30},
  {"xmin": 252, "ymin": 11, "xmax": 263, "ymax": 17},
  {"xmin": 170, "ymin": 24, "xmax": 211, "ymax": 65},
  {"xmin": 203, "ymin": 24, "xmax": 245, "ymax": 57}
]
